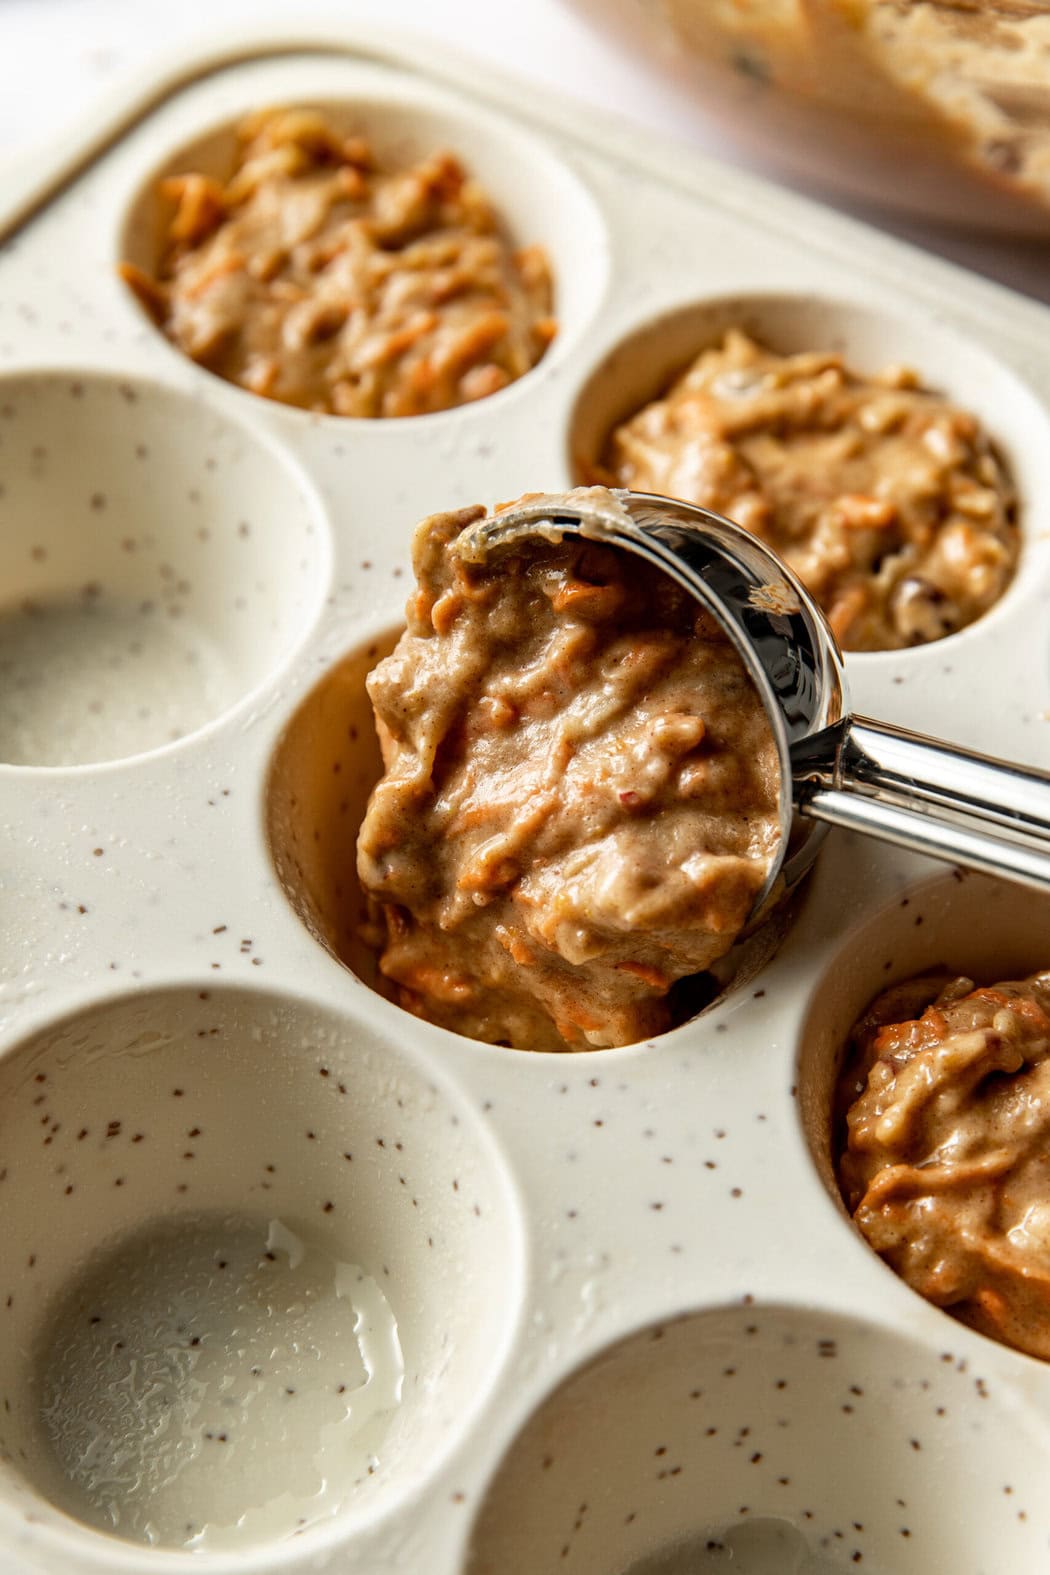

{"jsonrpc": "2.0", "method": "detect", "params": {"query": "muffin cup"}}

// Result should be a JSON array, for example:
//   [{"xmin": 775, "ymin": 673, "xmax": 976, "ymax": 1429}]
[
  {"xmin": 0, "ymin": 371, "xmax": 328, "ymax": 769},
  {"xmin": 117, "ymin": 82, "xmax": 610, "ymax": 422},
  {"xmin": 797, "ymin": 868, "xmax": 1050, "ymax": 1204},
  {"xmin": 465, "ymin": 1302, "xmax": 1050, "ymax": 1575},
  {"xmin": 0, "ymin": 982, "xmax": 524, "ymax": 1568}
]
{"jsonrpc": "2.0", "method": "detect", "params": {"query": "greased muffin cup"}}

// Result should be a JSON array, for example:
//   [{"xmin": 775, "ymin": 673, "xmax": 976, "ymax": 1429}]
[
  {"xmin": 0, "ymin": 370, "xmax": 328, "ymax": 767},
  {"xmin": 2, "ymin": 24, "xmax": 1050, "ymax": 1575},
  {"xmin": 0, "ymin": 985, "xmax": 524, "ymax": 1567},
  {"xmin": 465, "ymin": 1304, "xmax": 1050, "ymax": 1574}
]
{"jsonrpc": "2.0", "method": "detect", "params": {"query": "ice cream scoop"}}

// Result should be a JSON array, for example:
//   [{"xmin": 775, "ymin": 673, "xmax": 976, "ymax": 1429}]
[{"xmin": 454, "ymin": 488, "xmax": 1050, "ymax": 915}]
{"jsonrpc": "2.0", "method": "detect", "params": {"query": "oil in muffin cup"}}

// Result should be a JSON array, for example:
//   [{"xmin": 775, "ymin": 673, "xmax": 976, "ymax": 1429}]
[
  {"xmin": 0, "ymin": 983, "xmax": 524, "ymax": 1564},
  {"xmin": 0, "ymin": 370, "xmax": 329, "ymax": 769},
  {"xmin": 463, "ymin": 1301, "xmax": 1050, "ymax": 1575},
  {"xmin": 116, "ymin": 85, "xmax": 610, "ymax": 421}
]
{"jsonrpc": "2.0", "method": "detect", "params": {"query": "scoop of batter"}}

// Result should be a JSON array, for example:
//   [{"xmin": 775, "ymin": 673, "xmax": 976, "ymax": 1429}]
[
  {"xmin": 838, "ymin": 970, "xmax": 1050, "ymax": 1359},
  {"xmin": 602, "ymin": 330, "xmax": 1018, "ymax": 652},
  {"xmin": 357, "ymin": 495, "xmax": 781, "ymax": 1051}
]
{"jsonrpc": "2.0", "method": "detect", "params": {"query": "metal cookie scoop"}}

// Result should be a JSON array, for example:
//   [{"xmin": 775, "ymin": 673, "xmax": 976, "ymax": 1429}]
[{"xmin": 454, "ymin": 487, "xmax": 1050, "ymax": 917}]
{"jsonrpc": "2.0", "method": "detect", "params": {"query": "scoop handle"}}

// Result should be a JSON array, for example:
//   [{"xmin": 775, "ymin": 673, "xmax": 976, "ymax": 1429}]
[{"xmin": 791, "ymin": 717, "xmax": 1050, "ymax": 890}]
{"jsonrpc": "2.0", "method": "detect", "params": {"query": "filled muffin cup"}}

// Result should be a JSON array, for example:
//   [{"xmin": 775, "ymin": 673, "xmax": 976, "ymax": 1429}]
[
  {"xmin": 567, "ymin": 291, "xmax": 1050, "ymax": 657},
  {"xmin": 117, "ymin": 92, "xmax": 609, "ymax": 421},
  {"xmin": 265, "ymin": 564, "xmax": 798, "ymax": 1057},
  {"xmin": 798, "ymin": 870, "xmax": 1050, "ymax": 1364}
]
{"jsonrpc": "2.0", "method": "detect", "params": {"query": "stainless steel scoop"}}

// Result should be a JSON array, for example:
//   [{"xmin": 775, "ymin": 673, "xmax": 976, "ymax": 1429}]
[{"xmin": 453, "ymin": 487, "xmax": 1050, "ymax": 915}]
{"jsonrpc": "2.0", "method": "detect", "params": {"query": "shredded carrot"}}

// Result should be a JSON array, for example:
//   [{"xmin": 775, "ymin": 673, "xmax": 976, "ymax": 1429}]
[
  {"xmin": 495, "ymin": 928, "xmax": 536, "ymax": 968},
  {"xmin": 335, "ymin": 164, "xmax": 368, "ymax": 200},
  {"xmin": 973, "ymin": 1285, "xmax": 1011, "ymax": 1334},
  {"xmin": 159, "ymin": 173, "xmax": 226, "ymax": 245},
  {"xmin": 117, "ymin": 261, "xmax": 168, "ymax": 322},
  {"xmin": 407, "ymin": 357, "xmax": 437, "ymax": 397},
  {"xmin": 827, "ymin": 585, "xmax": 869, "ymax": 645},
  {"xmin": 456, "ymin": 857, "xmax": 517, "ymax": 894},
  {"xmin": 460, "ymin": 364, "xmax": 510, "ymax": 402},
  {"xmin": 833, "ymin": 493, "xmax": 898, "ymax": 530},
  {"xmin": 873, "ymin": 1007, "xmax": 949, "ymax": 1055},
  {"xmin": 431, "ymin": 590, "xmax": 462, "ymax": 635},
  {"xmin": 555, "ymin": 1003, "xmax": 605, "ymax": 1035},
  {"xmin": 475, "ymin": 695, "xmax": 517, "ymax": 731},
  {"xmin": 446, "ymin": 799, "xmax": 508, "ymax": 835},
  {"xmin": 616, "ymin": 961, "xmax": 671, "ymax": 990},
  {"xmin": 182, "ymin": 252, "xmax": 247, "ymax": 300},
  {"xmin": 432, "ymin": 311, "xmax": 509, "ymax": 376},
  {"xmin": 358, "ymin": 311, "xmax": 438, "ymax": 370},
  {"xmin": 1014, "ymin": 996, "xmax": 1050, "ymax": 1030},
  {"xmin": 550, "ymin": 579, "xmax": 625, "ymax": 618},
  {"xmin": 971, "ymin": 987, "xmax": 1014, "ymax": 1008},
  {"xmin": 243, "ymin": 357, "xmax": 280, "ymax": 397},
  {"xmin": 972, "ymin": 988, "xmax": 1050, "ymax": 1031},
  {"xmin": 393, "ymin": 963, "xmax": 474, "ymax": 1004}
]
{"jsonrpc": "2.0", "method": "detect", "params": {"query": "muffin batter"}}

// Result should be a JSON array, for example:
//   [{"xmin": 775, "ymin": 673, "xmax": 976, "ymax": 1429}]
[
  {"xmin": 659, "ymin": 0, "xmax": 1050, "ymax": 225},
  {"xmin": 357, "ymin": 494, "xmax": 781, "ymax": 1051},
  {"xmin": 837, "ymin": 969, "xmax": 1050, "ymax": 1360},
  {"xmin": 602, "ymin": 330, "xmax": 1018, "ymax": 651},
  {"xmin": 120, "ymin": 108, "xmax": 555, "ymax": 417}
]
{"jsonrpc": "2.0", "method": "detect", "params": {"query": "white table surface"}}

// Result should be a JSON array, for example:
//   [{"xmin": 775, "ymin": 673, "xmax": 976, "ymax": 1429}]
[{"xmin": 1, "ymin": 0, "xmax": 1047, "ymax": 306}]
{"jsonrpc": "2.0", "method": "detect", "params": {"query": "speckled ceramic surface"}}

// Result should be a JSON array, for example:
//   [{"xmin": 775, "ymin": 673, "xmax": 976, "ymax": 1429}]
[{"xmin": 2, "ymin": 25, "xmax": 1050, "ymax": 1575}]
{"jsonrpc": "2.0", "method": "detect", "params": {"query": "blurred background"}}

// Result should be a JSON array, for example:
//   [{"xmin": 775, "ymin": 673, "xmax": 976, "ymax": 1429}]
[{"xmin": 1, "ymin": 0, "xmax": 1047, "ymax": 303}]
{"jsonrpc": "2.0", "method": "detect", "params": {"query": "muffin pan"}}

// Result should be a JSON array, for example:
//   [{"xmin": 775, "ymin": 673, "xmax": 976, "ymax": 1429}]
[{"xmin": 2, "ymin": 25, "xmax": 1050, "ymax": 1575}]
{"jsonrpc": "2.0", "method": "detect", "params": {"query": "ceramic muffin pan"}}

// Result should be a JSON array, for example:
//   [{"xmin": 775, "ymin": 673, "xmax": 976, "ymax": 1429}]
[{"xmin": 2, "ymin": 25, "xmax": 1050, "ymax": 1575}]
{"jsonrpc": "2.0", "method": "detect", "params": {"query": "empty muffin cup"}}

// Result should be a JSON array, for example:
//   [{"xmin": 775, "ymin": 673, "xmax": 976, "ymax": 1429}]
[
  {"xmin": 0, "ymin": 984, "xmax": 523, "ymax": 1564},
  {"xmin": 0, "ymin": 370, "xmax": 328, "ymax": 768},
  {"xmin": 464, "ymin": 1302, "xmax": 1050, "ymax": 1574}
]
